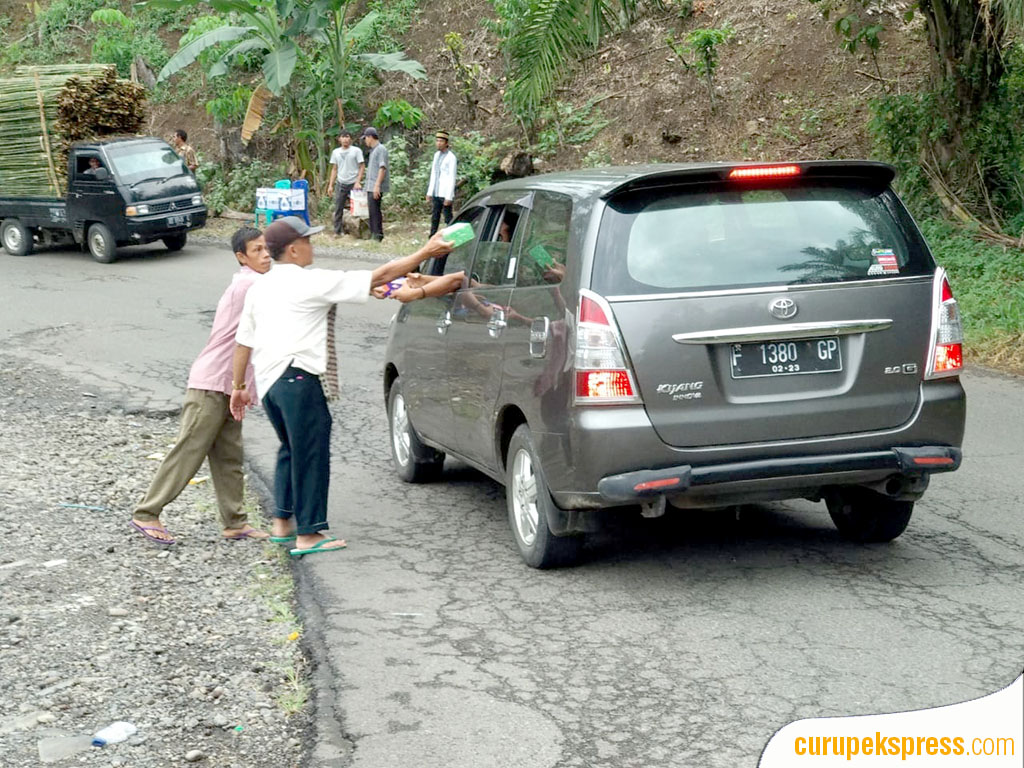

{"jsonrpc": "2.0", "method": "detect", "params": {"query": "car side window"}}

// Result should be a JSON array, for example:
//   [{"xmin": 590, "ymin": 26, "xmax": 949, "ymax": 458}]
[
  {"xmin": 76, "ymin": 154, "xmax": 109, "ymax": 182},
  {"xmin": 430, "ymin": 207, "xmax": 486, "ymax": 276},
  {"xmin": 516, "ymin": 192, "xmax": 572, "ymax": 287},
  {"xmin": 470, "ymin": 204, "xmax": 527, "ymax": 286}
]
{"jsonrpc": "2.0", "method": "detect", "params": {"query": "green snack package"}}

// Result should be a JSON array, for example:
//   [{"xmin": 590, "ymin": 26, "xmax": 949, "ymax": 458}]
[
  {"xmin": 440, "ymin": 222, "xmax": 476, "ymax": 247},
  {"xmin": 529, "ymin": 244, "xmax": 555, "ymax": 270}
]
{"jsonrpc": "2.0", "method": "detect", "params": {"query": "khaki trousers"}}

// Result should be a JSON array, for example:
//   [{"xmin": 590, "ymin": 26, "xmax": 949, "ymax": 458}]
[{"xmin": 133, "ymin": 388, "xmax": 247, "ymax": 529}]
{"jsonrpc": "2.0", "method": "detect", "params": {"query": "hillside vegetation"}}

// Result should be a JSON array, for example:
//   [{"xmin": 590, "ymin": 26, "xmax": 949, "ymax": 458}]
[{"xmin": 0, "ymin": 0, "xmax": 1021, "ymax": 370}]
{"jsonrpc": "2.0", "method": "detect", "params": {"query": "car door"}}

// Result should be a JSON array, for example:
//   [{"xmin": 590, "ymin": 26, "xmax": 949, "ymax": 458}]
[
  {"xmin": 399, "ymin": 205, "xmax": 486, "ymax": 449},
  {"xmin": 67, "ymin": 152, "xmax": 125, "ymax": 239},
  {"xmin": 446, "ymin": 196, "xmax": 532, "ymax": 468}
]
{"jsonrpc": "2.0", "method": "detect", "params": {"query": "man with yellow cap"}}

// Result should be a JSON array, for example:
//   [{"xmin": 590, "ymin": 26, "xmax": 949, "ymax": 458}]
[{"xmin": 425, "ymin": 130, "xmax": 457, "ymax": 236}]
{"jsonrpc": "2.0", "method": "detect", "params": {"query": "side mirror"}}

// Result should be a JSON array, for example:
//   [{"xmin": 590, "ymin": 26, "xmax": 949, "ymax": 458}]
[{"xmin": 93, "ymin": 167, "xmax": 110, "ymax": 181}]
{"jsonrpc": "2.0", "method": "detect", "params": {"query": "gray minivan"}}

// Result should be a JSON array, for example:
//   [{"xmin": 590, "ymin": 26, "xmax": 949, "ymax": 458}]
[{"xmin": 383, "ymin": 161, "xmax": 966, "ymax": 568}]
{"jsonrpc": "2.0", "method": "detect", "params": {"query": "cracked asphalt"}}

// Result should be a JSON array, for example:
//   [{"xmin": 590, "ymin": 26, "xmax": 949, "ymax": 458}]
[{"xmin": 2, "ymin": 239, "xmax": 1022, "ymax": 767}]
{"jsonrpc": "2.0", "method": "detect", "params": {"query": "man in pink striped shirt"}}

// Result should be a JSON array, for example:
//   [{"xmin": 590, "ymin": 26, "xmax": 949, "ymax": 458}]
[{"xmin": 130, "ymin": 227, "xmax": 272, "ymax": 545}]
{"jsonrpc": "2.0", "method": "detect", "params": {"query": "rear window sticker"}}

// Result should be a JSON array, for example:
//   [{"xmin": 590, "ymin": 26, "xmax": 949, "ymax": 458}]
[{"xmin": 869, "ymin": 247, "xmax": 900, "ymax": 276}]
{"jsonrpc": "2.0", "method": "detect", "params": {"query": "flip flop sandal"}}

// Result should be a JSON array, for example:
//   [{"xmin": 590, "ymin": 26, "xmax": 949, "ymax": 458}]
[
  {"xmin": 222, "ymin": 528, "xmax": 270, "ymax": 541},
  {"xmin": 269, "ymin": 535, "xmax": 297, "ymax": 544},
  {"xmin": 289, "ymin": 536, "xmax": 347, "ymax": 557},
  {"xmin": 130, "ymin": 519, "xmax": 176, "ymax": 546}
]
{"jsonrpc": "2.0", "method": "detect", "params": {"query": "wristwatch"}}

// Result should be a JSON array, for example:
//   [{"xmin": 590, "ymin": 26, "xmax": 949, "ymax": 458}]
[{"xmin": 232, "ymin": 382, "xmax": 247, "ymax": 391}]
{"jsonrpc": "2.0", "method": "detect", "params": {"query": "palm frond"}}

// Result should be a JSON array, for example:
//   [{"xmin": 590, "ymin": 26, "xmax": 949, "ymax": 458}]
[{"xmin": 508, "ymin": 0, "xmax": 588, "ymax": 117}]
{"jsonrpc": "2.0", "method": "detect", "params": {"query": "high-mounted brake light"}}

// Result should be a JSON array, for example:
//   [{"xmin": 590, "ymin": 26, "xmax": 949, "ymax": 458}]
[
  {"xmin": 728, "ymin": 165, "xmax": 801, "ymax": 180},
  {"xmin": 573, "ymin": 290, "xmax": 642, "ymax": 405},
  {"xmin": 926, "ymin": 270, "xmax": 964, "ymax": 379}
]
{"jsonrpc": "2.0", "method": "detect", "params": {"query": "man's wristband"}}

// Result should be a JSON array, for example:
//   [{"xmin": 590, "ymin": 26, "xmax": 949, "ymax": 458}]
[
  {"xmin": 232, "ymin": 382, "xmax": 247, "ymax": 391},
  {"xmin": 419, "ymin": 287, "xmax": 426, "ymax": 299}
]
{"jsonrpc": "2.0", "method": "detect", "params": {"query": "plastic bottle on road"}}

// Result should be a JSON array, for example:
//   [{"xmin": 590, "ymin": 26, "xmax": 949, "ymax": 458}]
[{"xmin": 91, "ymin": 721, "xmax": 137, "ymax": 747}]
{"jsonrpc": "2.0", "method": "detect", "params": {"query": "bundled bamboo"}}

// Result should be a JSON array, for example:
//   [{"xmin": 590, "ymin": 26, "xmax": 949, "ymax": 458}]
[{"xmin": 0, "ymin": 64, "xmax": 146, "ymax": 198}]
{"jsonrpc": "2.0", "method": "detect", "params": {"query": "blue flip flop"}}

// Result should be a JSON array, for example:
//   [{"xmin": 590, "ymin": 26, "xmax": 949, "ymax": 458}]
[{"xmin": 289, "ymin": 536, "xmax": 347, "ymax": 557}]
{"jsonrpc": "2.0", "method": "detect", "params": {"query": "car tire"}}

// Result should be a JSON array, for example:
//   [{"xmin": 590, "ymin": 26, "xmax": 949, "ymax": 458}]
[
  {"xmin": 1, "ymin": 219, "xmax": 34, "ymax": 256},
  {"xmin": 163, "ymin": 233, "xmax": 188, "ymax": 251},
  {"xmin": 826, "ymin": 487, "xmax": 914, "ymax": 543},
  {"xmin": 87, "ymin": 223, "xmax": 117, "ymax": 263},
  {"xmin": 388, "ymin": 378, "xmax": 444, "ymax": 483},
  {"xmin": 506, "ymin": 425, "xmax": 582, "ymax": 569}
]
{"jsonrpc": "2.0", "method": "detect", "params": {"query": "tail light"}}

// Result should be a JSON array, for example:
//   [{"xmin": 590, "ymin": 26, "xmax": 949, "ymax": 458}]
[
  {"xmin": 574, "ymin": 290, "xmax": 642, "ymax": 404},
  {"xmin": 925, "ymin": 268, "xmax": 964, "ymax": 378}
]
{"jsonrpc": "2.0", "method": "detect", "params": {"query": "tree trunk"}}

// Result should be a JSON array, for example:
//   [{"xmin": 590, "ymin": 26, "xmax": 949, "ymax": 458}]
[{"xmin": 918, "ymin": 0, "xmax": 1005, "ymax": 137}]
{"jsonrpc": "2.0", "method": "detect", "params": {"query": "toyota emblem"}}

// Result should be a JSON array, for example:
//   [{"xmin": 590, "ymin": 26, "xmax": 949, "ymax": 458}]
[{"xmin": 768, "ymin": 297, "xmax": 798, "ymax": 320}]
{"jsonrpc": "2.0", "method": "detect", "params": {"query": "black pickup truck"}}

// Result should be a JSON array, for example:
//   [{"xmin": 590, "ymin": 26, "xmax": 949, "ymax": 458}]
[{"xmin": 0, "ymin": 136, "xmax": 208, "ymax": 263}]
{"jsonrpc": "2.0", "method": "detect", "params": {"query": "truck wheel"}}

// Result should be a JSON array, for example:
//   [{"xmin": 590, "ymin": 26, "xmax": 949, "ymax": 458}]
[
  {"xmin": 1, "ymin": 220, "xmax": 34, "ymax": 256},
  {"xmin": 388, "ymin": 378, "xmax": 444, "ymax": 483},
  {"xmin": 825, "ymin": 487, "xmax": 914, "ymax": 543},
  {"xmin": 87, "ymin": 223, "xmax": 117, "ymax": 263},
  {"xmin": 506, "ymin": 425, "xmax": 582, "ymax": 569},
  {"xmin": 163, "ymin": 233, "xmax": 187, "ymax": 252}
]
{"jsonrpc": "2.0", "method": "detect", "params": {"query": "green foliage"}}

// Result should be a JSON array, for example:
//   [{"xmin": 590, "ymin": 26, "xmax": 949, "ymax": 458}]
[
  {"xmin": 374, "ymin": 99, "xmax": 423, "ymax": 130},
  {"xmin": 196, "ymin": 158, "xmax": 287, "ymax": 214},
  {"xmin": 492, "ymin": 0, "xmax": 640, "ymax": 124},
  {"xmin": 442, "ymin": 31, "xmax": 481, "ymax": 112},
  {"xmin": 21, "ymin": 0, "xmax": 105, "ymax": 61},
  {"xmin": 362, "ymin": 0, "xmax": 420, "ymax": 53},
  {"xmin": 922, "ymin": 218, "xmax": 1024, "ymax": 361},
  {"xmin": 386, "ymin": 131, "xmax": 513, "ymax": 213},
  {"xmin": 89, "ymin": 10, "xmax": 168, "ymax": 76},
  {"xmin": 205, "ymin": 85, "xmax": 252, "ymax": 122},
  {"xmin": 870, "ymin": 42, "xmax": 1024, "ymax": 226},
  {"xmin": 178, "ymin": 14, "xmax": 234, "ymax": 73},
  {"xmin": 532, "ymin": 99, "xmax": 609, "ymax": 157},
  {"xmin": 666, "ymin": 25, "xmax": 733, "ymax": 107}
]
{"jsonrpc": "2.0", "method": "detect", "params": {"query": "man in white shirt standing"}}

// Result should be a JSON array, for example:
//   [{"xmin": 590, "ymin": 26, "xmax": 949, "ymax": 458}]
[
  {"xmin": 425, "ymin": 130, "xmax": 457, "ymax": 236},
  {"xmin": 230, "ymin": 217, "xmax": 463, "ymax": 557},
  {"xmin": 327, "ymin": 130, "xmax": 365, "ymax": 235}
]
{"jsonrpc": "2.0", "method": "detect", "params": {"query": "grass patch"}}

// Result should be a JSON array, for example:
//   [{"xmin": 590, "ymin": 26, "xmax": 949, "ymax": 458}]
[
  {"xmin": 922, "ymin": 218, "xmax": 1024, "ymax": 374},
  {"xmin": 276, "ymin": 663, "xmax": 312, "ymax": 716}
]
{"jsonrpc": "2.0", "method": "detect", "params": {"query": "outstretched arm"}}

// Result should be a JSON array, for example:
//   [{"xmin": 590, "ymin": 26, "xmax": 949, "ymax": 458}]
[{"xmin": 370, "ymin": 230, "xmax": 454, "ymax": 287}]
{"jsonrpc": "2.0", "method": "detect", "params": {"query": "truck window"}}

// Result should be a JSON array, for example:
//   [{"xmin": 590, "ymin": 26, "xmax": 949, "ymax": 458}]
[{"xmin": 105, "ymin": 143, "xmax": 188, "ymax": 185}]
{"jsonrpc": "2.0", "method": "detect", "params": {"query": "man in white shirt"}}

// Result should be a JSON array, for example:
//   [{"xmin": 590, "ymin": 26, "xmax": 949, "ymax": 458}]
[
  {"xmin": 327, "ymin": 130, "xmax": 365, "ymax": 235},
  {"xmin": 230, "ymin": 216, "xmax": 464, "ymax": 557},
  {"xmin": 425, "ymin": 130, "xmax": 457, "ymax": 235}
]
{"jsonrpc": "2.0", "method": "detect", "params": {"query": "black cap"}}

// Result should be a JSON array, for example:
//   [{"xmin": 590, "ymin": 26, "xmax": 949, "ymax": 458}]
[{"xmin": 361, "ymin": 126, "xmax": 379, "ymax": 138}]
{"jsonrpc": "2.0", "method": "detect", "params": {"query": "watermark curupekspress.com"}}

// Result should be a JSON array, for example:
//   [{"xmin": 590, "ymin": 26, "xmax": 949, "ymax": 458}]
[{"xmin": 793, "ymin": 732, "xmax": 1016, "ymax": 760}]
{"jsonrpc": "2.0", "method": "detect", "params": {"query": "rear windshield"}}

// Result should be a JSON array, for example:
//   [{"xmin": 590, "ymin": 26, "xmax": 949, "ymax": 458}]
[{"xmin": 592, "ymin": 182, "xmax": 934, "ymax": 295}]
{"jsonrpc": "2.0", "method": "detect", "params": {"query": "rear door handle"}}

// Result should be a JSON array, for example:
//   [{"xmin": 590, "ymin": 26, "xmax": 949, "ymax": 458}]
[
  {"xmin": 436, "ymin": 311, "xmax": 452, "ymax": 334},
  {"xmin": 530, "ymin": 316, "xmax": 550, "ymax": 358}
]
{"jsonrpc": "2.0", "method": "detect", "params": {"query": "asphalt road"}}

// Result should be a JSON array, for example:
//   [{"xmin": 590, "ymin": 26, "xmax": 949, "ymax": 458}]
[{"xmin": 2, "ymin": 240, "xmax": 1022, "ymax": 767}]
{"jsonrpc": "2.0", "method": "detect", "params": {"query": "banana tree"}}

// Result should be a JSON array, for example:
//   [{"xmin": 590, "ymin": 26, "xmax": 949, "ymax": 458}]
[
  {"xmin": 150, "ymin": 0, "xmax": 310, "ymax": 173},
  {"xmin": 292, "ymin": 0, "xmax": 426, "ymax": 128}
]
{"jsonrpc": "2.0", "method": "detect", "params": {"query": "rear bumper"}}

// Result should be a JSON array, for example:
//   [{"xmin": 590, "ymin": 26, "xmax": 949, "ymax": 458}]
[{"xmin": 596, "ymin": 445, "xmax": 962, "ymax": 503}]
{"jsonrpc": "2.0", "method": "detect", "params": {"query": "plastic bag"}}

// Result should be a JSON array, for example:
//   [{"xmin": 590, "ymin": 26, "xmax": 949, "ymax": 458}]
[{"xmin": 349, "ymin": 190, "xmax": 369, "ymax": 218}]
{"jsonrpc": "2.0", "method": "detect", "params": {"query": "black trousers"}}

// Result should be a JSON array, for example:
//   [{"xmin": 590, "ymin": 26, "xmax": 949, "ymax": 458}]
[
  {"xmin": 262, "ymin": 366, "xmax": 332, "ymax": 536},
  {"xmin": 429, "ymin": 196, "xmax": 453, "ymax": 236},
  {"xmin": 368, "ymin": 192, "xmax": 384, "ymax": 241},
  {"xmin": 332, "ymin": 182, "xmax": 354, "ymax": 235}
]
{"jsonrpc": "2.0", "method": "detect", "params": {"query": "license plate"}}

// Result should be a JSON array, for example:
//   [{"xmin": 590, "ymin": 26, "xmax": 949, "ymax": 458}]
[
  {"xmin": 167, "ymin": 213, "xmax": 191, "ymax": 228},
  {"xmin": 730, "ymin": 337, "xmax": 842, "ymax": 378}
]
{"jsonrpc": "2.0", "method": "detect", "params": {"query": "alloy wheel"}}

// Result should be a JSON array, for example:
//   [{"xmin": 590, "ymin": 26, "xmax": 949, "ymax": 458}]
[
  {"xmin": 391, "ymin": 392, "xmax": 411, "ymax": 467},
  {"xmin": 511, "ymin": 448, "xmax": 539, "ymax": 547}
]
